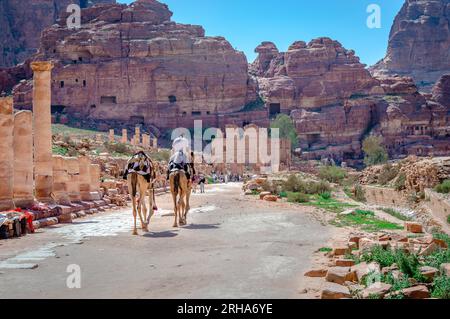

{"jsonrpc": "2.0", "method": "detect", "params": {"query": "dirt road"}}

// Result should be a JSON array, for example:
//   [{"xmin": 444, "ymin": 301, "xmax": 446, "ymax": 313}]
[{"xmin": 0, "ymin": 183, "xmax": 331, "ymax": 299}]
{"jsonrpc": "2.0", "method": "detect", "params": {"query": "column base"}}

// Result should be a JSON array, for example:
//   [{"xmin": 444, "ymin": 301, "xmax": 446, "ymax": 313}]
[
  {"xmin": 0, "ymin": 199, "xmax": 15, "ymax": 211},
  {"xmin": 13, "ymin": 198, "xmax": 35, "ymax": 209}
]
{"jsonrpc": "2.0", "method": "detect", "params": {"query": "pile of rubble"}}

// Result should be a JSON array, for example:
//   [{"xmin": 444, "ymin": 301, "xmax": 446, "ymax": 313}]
[
  {"xmin": 305, "ymin": 222, "xmax": 449, "ymax": 299},
  {"xmin": 360, "ymin": 156, "xmax": 450, "ymax": 192},
  {"xmin": 101, "ymin": 179, "xmax": 130, "ymax": 207}
]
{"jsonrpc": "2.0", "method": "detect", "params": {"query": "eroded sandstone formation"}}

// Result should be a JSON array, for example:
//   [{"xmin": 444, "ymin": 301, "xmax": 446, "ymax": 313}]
[
  {"xmin": 252, "ymin": 37, "xmax": 450, "ymax": 163},
  {"xmin": 10, "ymin": 0, "xmax": 260, "ymax": 130},
  {"xmin": 251, "ymin": 38, "xmax": 379, "ymax": 112},
  {"xmin": 371, "ymin": 0, "xmax": 450, "ymax": 91},
  {"xmin": 0, "ymin": 0, "xmax": 115, "ymax": 67}
]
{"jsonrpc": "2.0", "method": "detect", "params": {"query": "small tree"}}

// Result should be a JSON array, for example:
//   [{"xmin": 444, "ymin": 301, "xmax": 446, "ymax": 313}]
[
  {"xmin": 362, "ymin": 136, "xmax": 388, "ymax": 166},
  {"xmin": 270, "ymin": 114, "xmax": 298, "ymax": 149}
]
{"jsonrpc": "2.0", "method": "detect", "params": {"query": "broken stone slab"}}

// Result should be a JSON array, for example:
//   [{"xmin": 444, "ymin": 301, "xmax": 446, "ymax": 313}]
[
  {"xmin": 304, "ymin": 269, "xmax": 328, "ymax": 278},
  {"xmin": 352, "ymin": 262, "xmax": 381, "ymax": 283},
  {"xmin": 358, "ymin": 238, "xmax": 378, "ymax": 252},
  {"xmin": 440, "ymin": 263, "xmax": 450, "ymax": 276},
  {"xmin": 321, "ymin": 282, "xmax": 352, "ymax": 299},
  {"xmin": 361, "ymin": 282, "xmax": 392, "ymax": 299},
  {"xmin": 405, "ymin": 222, "xmax": 423, "ymax": 234},
  {"xmin": 419, "ymin": 242, "xmax": 439, "ymax": 256},
  {"xmin": 332, "ymin": 246, "xmax": 351, "ymax": 256},
  {"xmin": 263, "ymin": 195, "xmax": 278, "ymax": 202},
  {"xmin": 336, "ymin": 259, "xmax": 356, "ymax": 267},
  {"xmin": 57, "ymin": 213, "xmax": 73, "ymax": 224},
  {"xmin": 401, "ymin": 285, "xmax": 430, "ymax": 299},
  {"xmin": 420, "ymin": 266, "xmax": 439, "ymax": 282},
  {"xmin": 80, "ymin": 201, "xmax": 96, "ymax": 209},
  {"xmin": 259, "ymin": 192, "xmax": 271, "ymax": 200},
  {"xmin": 326, "ymin": 267, "xmax": 358, "ymax": 285}
]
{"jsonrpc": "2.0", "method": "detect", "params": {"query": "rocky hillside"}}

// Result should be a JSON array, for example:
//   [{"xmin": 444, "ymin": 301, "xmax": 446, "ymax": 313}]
[
  {"xmin": 8, "ymin": 0, "xmax": 259, "ymax": 130},
  {"xmin": 371, "ymin": 0, "xmax": 450, "ymax": 91},
  {"xmin": 0, "ymin": 0, "xmax": 115, "ymax": 67},
  {"xmin": 252, "ymin": 38, "xmax": 450, "ymax": 164}
]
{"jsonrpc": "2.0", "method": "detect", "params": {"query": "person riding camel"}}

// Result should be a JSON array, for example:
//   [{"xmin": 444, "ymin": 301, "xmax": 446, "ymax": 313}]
[{"xmin": 166, "ymin": 135, "xmax": 195, "ymax": 181}]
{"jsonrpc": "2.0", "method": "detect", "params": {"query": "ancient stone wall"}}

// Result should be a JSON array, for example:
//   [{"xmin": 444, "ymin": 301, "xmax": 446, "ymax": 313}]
[
  {"xmin": 424, "ymin": 189, "xmax": 450, "ymax": 232},
  {"xmin": 361, "ymin": 185, "xmax": 410, "ymax": 207}
]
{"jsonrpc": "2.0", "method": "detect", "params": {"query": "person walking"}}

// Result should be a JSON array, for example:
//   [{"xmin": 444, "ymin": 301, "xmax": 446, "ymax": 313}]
[{"xmin": 199, "ymin": 175, "xmax": 206, "ymax": 194}]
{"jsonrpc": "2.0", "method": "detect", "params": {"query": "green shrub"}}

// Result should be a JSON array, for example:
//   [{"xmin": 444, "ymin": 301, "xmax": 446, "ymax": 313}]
[
  {"xmin": 279, "ymin": 191, "xmax": 287, "ymax": 198},
  {"xmin": 52, "ymin": 145, "xmax": 68, "ymax": 156},
  {"xmin": 319, "ymin": 166, "xmax": 347, "ymax": 184},
  {"xmin": 362, "ymin": 136, "xmax": 388, "ymax": 166},
  {"xmin": 320, "ymin": 192, "xmax": 332, "ymax": 200},
  {"xmin": 435, "ymin": 180, "xmax": 450, "ymax": 194},
  {"xmin": 378, "ymin": 163, "xmax": 399, "ymax": 185},
  {"xmin": 394, "ymin": 173, "xmax": 406, "ymax": 191},
  {"xmin": 287, "ymin": 192, "xmax": 309, "ymax": 203},
  {"xmin": 353, "ymin": 184, "xmax": 366, "ymax": 202},
  {"xmin": 283, "ymin": 175, "xmax": 302, "ymax": 192},
  {"xmin": 448, "ymin": 215, "xmax": 450, "ymax": 225},
  {"xmin": 431, "ymin": 276, "xmax": 450, "ymax": 299},
  {"xmin": 270, "ymin": 114, "xmax": 298, "ymax": 149},
  {"xmin": 318, "ymin": 247, "xmax": 332, "ymax": 253},
  {"xmin": 282, "ymin": 175, "xmax": 331, "ymax": 195}
]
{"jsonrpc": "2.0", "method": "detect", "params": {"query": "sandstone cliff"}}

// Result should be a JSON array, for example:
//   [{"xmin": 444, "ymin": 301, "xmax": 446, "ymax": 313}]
[
  {"xmin": 252, "ymin": 38, "xmax": 450, "ymax": 163},
  {"xmin": 371, "ymin": 0, "xmax": 450, "ymax": 91},
  {"xmin": 11, "ymin": 0, "xmax": 260, "ymax": 129},
  {"xmin": 0, "ymin": 0, "xmax": 115, "ymax": 67}
]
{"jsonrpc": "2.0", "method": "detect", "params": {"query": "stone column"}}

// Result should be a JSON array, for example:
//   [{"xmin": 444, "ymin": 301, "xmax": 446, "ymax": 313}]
[
  {"xmin": 134, "ymin": 126, "xmax": 141, "ymax": 146},
  {"xmin": 13, "ymin": 110, "xmax": 34, "ymax": 207},
  {"xmin": 109, "ymin": 129, "xmax": 115, "ymax": 143},
  {"xmin": 142, "ymin": 134, "xmax": 150, "ymax": 148},
  {"xmin": 66, "ymin": 157, "xmax": 81, "ymax": 202},
  {"xmin": 121, "ymin": 129, "xmax": 128, "ymax": 144},
  {"xmin": 89, "ymin": 164, "xmax": 101, "ymax": 200},
  {"xmin": 0, "ymin": 97, "xmax": 15, "ymax": 211},
  {"xmin": 52, "ymin": 156, "xmax": 71, "ymax": 205},
  {"xmin": 78, "ymin": 156, "xmax": 92, "ymax": 200},
  {"xmin": 153, "ymin": 138, "xmax": 158, "ymax": 149},
  {"xmin": 31, "ymin": 61, "xmax": 54, "ymax": 202}
]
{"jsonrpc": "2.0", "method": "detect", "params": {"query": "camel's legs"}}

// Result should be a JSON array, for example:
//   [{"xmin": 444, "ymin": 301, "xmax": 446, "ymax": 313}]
[
  {"xmin": 137, "ymin": 178, "xmax": 148, "ymax": 232},
  {"xmin": 131, "ymin": 195, "xmax": 138, "ymax": 236},
  {"xmin": 172, "ymin": 191, "xmax": 178, "ymax": 227},
  {"xmin": 147, "ymin": 184, "xmax": 154, "ymax": 225},
  {"xmin": 178, "ymin": 188, "xmax": 186, "ymax": 226}
]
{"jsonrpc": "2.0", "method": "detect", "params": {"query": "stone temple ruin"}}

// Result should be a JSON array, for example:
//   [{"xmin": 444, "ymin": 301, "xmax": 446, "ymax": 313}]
[{"xmin": 0, "ymin": 61, "xmax": 111, "ymax": 225}]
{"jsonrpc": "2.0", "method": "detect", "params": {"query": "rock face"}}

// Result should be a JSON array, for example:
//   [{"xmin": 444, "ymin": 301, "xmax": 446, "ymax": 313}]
[
  {"xmin": 11, "ymin": 0, "xmax": 260, "ymax": 129},
  {"xmin": 252, "ymin": 38, "xmax": 379, "ymax": 112},
  {"xmin": 252, "ymin": 37, "xmax": 450, "ymax": 163},
  {"xmin": 0, "ymin": 0, "xmax": 115, "ymax": 67},
  {"xmin": 371, "ymin": 0, "xmax": 450, "ymax": 91}
]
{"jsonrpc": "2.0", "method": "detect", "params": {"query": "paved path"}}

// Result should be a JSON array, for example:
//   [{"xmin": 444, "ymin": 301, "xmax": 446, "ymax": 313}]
[{"xmin": 0, "ymin": 183, "xmax": 331, "ymax": 299}]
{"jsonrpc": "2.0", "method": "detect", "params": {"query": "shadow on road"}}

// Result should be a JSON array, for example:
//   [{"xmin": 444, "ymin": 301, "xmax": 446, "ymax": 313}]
[
  {"xmin": 144, "ymin": 231, "xmax": 179, "ymax": 238},
  {"xmin": 183, "ymin": 223, "xmax": 220, "ymax": 230}
]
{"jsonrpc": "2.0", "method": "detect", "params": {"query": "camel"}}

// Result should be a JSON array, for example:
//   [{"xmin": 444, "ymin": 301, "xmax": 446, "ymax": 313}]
[
  {"xmin": 169, "ymin": 154, "xmax": 194, "ymax": 228},
  {"xmin": 126, "ymin": 153, "xmax": 155, "ymax": 235}
]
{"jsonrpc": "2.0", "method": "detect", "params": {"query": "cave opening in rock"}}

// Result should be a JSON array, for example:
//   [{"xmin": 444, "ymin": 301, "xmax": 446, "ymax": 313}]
[
  {"xmin": 51, "ymin": 105, "xmax": 66, "ymax": 114},
  {"xmin": 269, "ymin": 103, "xmax": 281, "ymax": 117},
  {"xmin": 100, "ymin": 96, "xmax": 117, "ymax": 104},
  {"xmin": 168, "ymin": 95, "xmax": 177, "ymax": 103}
]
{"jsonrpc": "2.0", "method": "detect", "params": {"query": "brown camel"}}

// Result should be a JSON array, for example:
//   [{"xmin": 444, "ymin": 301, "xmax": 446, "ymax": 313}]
[
  {"xmin": 126, "ymin": 152, "xmax": 156, "ymax": 235},
  {"xmin": 127, "ymin": 173, "xmax": 155, "ymax": 235},
  {"xmin": 169, "ymin": 170, "xmax": 189, "ymax": 227}
]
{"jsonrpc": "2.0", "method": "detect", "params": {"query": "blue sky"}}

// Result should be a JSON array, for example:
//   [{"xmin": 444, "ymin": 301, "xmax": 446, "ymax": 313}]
[{"xmin": 118, "ymin": 0, "xmax": 404, "ymax": 66}]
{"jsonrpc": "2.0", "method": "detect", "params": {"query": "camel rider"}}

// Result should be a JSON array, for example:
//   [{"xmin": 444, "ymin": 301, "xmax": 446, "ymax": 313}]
[{"xmin": 167, "ymin": 135, "xmax": 194, "ymax": 180}]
